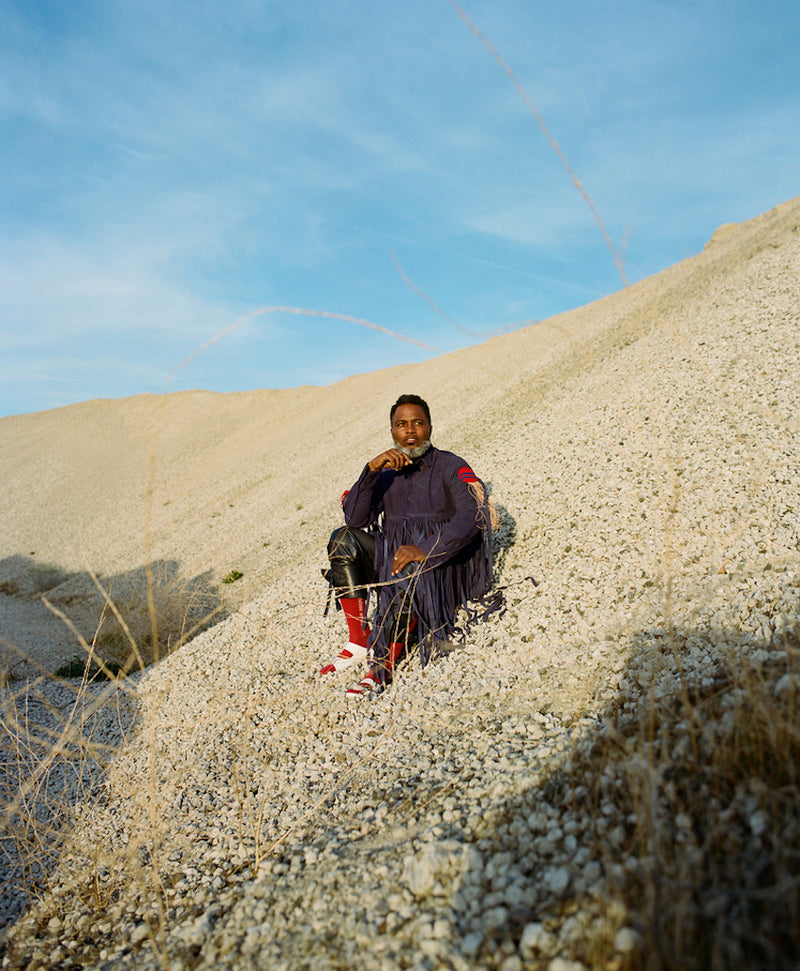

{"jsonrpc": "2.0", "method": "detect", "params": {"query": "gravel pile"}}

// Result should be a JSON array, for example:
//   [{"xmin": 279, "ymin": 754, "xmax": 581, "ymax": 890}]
[{"xmin": 1, "ymin": 198, "xmax": 799, "ymax": 969}]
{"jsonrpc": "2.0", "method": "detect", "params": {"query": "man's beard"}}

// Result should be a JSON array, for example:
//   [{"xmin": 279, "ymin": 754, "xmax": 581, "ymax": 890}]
[{"xmin": 396, "ymin": 439, "xmax": 432, "ymax": 460}]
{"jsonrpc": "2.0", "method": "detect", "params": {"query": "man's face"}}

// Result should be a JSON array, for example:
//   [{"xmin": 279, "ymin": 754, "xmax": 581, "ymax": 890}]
[{"xmin": 391, "ymin": 404, "xmax": 432, "ymax": 454}]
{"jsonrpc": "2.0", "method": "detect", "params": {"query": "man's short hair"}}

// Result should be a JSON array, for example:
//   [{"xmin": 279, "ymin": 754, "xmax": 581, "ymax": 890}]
[{"xmin": 390, "ymin": 394, "xmax": 431, "ymax": 425}]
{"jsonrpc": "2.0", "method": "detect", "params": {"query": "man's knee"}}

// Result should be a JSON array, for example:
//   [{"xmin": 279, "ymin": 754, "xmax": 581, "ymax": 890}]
[
  {"xmin": 326, "ymin": 526, "xmax": 375, "ymax": 597},
  {"xmin": 328, "ymin": 525, "xmax": 361, "ymax": 562}
]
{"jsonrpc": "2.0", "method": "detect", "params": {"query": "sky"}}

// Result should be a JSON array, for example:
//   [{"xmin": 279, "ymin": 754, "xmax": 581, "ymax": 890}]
[{"xmin": 1, "ymin": 0, "xmax": 798, "ymax": 418}]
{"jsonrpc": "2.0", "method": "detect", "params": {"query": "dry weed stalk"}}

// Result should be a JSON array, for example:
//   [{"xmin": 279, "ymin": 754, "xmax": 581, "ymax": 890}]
[{"xmin": 593, "ymin": 634, "xmax": 800, "ymax": 971}]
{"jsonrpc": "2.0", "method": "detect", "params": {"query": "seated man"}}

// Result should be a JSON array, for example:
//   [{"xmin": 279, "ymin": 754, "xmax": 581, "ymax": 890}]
[{"xmin": 321, "ymin": 393, "xmax": 495, "ymax": 696}]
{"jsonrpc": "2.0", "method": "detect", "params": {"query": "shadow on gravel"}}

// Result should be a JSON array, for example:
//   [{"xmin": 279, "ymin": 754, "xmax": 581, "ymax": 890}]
[
  {"xmin": 486, "ymin": 490, "xmax": 516, "ymax": 581},
  {"xmin": 0, "ymin": 553, "xmax": 230, "ymax": 934},
  {"xmin": 0, "ymin": 553, "xmax": 227, "ymax": 676},
  {"xmin": 464, "ymin": 619, "xmax": 800, "ymax": 971},
  {"xmin": 0, "ymin": 675, "xmax": 140, "ymax": 934}
]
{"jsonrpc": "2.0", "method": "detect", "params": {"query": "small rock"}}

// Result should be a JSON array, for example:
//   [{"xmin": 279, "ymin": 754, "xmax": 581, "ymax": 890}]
[
  {"xmin": 130, "ymin": 923, "xmax": 150, "ymax": 945},
  {"xmin": 461, "ymin": 931, "xmax": 483, "ymax": 956},
  {"xmin": 519, "ymin": 922, "xmax": 556, "ymax": 957},
  {"xmin": 543, "ymin": 866, "xmax": 571, "ymax": 895},
  {"xmin": 614, "ymin": 926, "xmax": 642, "ymax": 953},
  {"xmin": 548, "ymin": 958, "xmax": 586, "ymax": 971}
]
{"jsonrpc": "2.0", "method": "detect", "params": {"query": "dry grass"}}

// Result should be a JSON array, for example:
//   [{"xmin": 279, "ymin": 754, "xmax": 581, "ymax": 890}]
[
  {"xmin": 565, "ymin": 627, "xmax": 800, "ymax": 971},
  {"xmin": 45, "ymin": 565, "xmax": 224, "ymax": 677},
  {"xmin": 3, "ymin": 524, "xmax": 800, "ymax": 967},
  {"xmin": 0, "ymin": 562, "xmax": 229, "ymax": 945},
  {"xmin": 0, "ymin": 667, "xmax": 135, "ymax": 931},
  {"xmin": 0, "ymin": 594, "xmax": 417, "ymax": 965}
]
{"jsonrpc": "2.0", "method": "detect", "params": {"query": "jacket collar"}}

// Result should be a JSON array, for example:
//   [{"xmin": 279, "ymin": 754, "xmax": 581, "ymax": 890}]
[
  {"xmin": 418, "ymin": 444, "xmax": 437, "ymax": 467},
  {"xmin": 397, "ymin": 444, "xmax": 436, "ymax": 476}
]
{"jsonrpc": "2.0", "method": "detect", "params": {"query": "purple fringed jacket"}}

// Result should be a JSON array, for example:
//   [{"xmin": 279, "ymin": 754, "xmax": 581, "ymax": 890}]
[{"xmin": 342, "ymin": 446, "xmax": 494, "ymax": 668}]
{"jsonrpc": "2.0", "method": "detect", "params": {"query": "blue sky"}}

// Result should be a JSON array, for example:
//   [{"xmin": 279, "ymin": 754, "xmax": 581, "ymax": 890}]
[{"xmin": 2, "ymin": 0, "xmax": 798, "ymax": 417}]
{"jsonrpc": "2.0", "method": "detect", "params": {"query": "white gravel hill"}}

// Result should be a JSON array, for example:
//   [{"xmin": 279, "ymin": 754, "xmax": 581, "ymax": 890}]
[{"xmin": 1, "ymin": 196, "xmax": 799, "ymax": 970}]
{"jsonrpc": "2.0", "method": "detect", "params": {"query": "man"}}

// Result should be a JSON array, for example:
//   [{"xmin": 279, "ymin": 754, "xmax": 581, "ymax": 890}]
[{"xmin": 321, "ymin": 393, "xmax": 494, "ymax": 697}]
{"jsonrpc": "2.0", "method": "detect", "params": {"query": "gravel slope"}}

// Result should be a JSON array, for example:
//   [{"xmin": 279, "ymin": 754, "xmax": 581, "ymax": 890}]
[{"xmin": 1, "ymin": 197, "xmax": 799, "ymax": 969}]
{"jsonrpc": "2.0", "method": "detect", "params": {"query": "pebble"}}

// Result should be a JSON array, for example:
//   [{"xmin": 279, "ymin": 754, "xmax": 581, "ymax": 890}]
[
  {"xmin": 543, "ymin": 866, "xmax": 572, "ymax": 895},
  {"xmin": 520, "ymin": 922, "xmax": 555, "ymax": 957},
  {"xmin": 614, "ymin": 927, "xmax": 641, "ymax": 953}
]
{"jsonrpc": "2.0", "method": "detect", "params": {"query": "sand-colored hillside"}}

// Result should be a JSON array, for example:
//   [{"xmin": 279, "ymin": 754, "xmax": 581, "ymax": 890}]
[{"xmin": 2, "ymin": 196, "xmax": 797, "ymax": 674}]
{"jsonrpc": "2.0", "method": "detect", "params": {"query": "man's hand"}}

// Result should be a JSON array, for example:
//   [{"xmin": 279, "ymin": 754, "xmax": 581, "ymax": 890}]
[
  {"xmin": 368, "ymin": 448, "xmax": 412, "ymax": 472},
  {"xmin": 392, "ymin": 544, "xmax": 426, "ymax": 575}
]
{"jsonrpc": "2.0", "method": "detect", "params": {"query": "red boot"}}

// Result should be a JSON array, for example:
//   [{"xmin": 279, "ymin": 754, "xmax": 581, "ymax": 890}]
[
  {"xmin": 320, "ymin": 597, "xmax": 371, "ymax": 675},
  {"xmin": 345, "ymin": 617, "xmax": 417, "ymax": 697}
]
